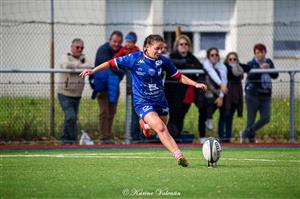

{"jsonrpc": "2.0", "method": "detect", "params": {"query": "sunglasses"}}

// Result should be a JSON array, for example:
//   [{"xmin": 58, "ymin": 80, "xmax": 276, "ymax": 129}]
[
  {"xmin": 210, "ymin": 53, "xmax": 219, "ymax": 57},
  {"xmin": 179, "ymin": 43, "xmax": 188, "ymax": 46},
  {"xmin": 75, "ymin": 46, "xmax": 84, "ymax": 50},
  {"xmin": 229, "ymin": 58, "xmax": 237, "ymax": 61}
]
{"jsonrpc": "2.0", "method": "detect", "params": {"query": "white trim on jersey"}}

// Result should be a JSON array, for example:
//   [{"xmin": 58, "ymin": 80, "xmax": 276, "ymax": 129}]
[
  {"xmin": 171, "ymin": 71, "xmax": 179, "ymax": 78},
  {"xmin": 113, "ymin": 58, "xmax": 120, "ymax": 70}
]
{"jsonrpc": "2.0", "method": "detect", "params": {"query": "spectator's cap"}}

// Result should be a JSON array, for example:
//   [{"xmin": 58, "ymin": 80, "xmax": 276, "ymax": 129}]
[{"xmin": 125, "ymin": 32, "xmax": 137, "ymax": 43}]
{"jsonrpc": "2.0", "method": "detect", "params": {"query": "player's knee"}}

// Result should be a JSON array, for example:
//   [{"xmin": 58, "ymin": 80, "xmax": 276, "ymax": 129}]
[{"xmin": 155, "ymin": 123, "xmax": 167, "ymax": 134}]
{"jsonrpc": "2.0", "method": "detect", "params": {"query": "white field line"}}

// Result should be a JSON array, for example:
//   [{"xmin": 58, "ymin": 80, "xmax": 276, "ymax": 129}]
[
  {"xmin": 0, "ymin": 154, "xmax": 170, "ymax": 159},
  {"xmin": 1, "ymin": 153, "xmax": 300, "ymax": 163},
  {"xmin": 222, "ymin": 158, "xmax": 300, "ymax": 163}
]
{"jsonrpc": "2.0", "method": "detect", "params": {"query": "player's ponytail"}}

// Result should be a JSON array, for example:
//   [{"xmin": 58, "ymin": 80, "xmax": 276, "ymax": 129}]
[{"xmin": 143, "ymin": 34, "xmax": 164, "ymax": 52}]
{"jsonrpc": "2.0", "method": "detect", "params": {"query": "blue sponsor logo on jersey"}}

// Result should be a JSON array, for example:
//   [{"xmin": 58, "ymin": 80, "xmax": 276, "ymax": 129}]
[{"xmin": 148, "ymin": 68, "xmax": 156, "ymax": 76}]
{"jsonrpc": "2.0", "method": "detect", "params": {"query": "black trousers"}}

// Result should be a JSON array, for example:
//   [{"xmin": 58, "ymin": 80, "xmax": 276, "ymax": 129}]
[{"xmin": 168, "ymin": 103, "xmax": 191, "ymax": 139}]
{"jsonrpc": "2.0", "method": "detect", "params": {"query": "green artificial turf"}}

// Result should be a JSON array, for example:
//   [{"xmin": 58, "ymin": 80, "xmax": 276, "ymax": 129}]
[{"xmin": 1, "ymin": 148, "xmax": 300, "ymax": 199}]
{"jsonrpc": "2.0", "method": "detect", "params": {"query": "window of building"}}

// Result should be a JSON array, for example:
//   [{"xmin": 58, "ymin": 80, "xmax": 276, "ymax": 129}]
[
  {"xmin": 200, "ymin": 32, "xmax": 226, "ymax": 50},
  {"xmin": 274, "ymin": 0, "xmax": 300, "ymax": 57},
  {"xmin": 274, "ymin": 41, "xmax": 300, "ymax": 51},
  {"xmin": 163, "ymin": 31, "xmax": 228, "ymax": 59}
]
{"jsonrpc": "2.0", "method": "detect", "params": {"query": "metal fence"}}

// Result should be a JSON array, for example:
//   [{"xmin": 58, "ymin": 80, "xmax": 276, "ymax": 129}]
[
  {"xmin": 1, "ymin": 0, "xmax": 299, "ymax": 143},
  {"xmin": 0, "ymin": 68, "xmax": 299, "ymax": 143}
]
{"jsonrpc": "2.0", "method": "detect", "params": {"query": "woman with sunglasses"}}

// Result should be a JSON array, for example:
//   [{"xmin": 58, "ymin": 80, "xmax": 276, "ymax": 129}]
[
  {"xmin": 218, "ymin": 52, "xmax": 251, "ymax": 143},
  {"xmin": 80, "ymin": 34, "xmax": 206, "ymax": 167},
  {"xmin": 164, "ymin": 35, "xmax": 205, "ymax": 142},
  {"xmin": 198, "ymin": 47, "xmax": 228, "ymax": 143}
]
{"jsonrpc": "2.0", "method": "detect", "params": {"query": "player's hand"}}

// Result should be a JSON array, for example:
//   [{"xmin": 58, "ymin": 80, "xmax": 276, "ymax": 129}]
[
  {"xmin": 195, "ymin": 83, "xmax": 207, "ymax": 91},
  {"xmin": 79, "ymin": 69, "xmax": 93, "ymax": 78},
  {"xmin": 215, "ymin": 97, "xmax": 223, "ymax": 107},
  {"xmin": 220, "ymin": 84, "xmax": 228, "ymax": 94}
]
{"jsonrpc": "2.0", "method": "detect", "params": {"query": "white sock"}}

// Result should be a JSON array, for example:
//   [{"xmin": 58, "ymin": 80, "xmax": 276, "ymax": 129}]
[
  {"xmin": 144, "ymin": 123, "xmax": 150, "ymax": 130},
  {"xmin": 173, "ymin": 149, "xmax": 184, "ymax": 159}
]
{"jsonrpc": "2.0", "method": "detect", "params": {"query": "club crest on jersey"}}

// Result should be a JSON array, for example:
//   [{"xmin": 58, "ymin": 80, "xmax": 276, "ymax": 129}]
[
  {"xmin": 148, "ymin": 68, "xmax": 156, "ymax": 76},
  {"xmin": 155, "ymin": 60, "xmax": 162, "ymax": 67}
]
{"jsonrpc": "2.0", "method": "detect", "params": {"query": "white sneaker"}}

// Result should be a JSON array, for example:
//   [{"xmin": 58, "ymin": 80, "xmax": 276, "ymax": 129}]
[
  {"xmin": 199, "ymin": 137, "xmax": 207, "ymax": 144},
  {"xmin": 205, "ymin": 119, "xmax": 213, "ymax": 131}
]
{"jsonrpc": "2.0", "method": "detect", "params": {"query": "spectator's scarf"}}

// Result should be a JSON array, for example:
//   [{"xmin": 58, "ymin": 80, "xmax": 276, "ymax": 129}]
[
  {"xmin": 230, "ymin": 63, "xmax": 244, "ymax": 77},
  {"xmin": 255, "ymin": 58, "xmax": 272, "ymax": 89}
]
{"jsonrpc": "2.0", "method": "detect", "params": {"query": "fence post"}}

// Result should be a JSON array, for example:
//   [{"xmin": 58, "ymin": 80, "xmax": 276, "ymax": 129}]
[
  {"xmin": 124, "ymin": 74, "xmax": 132, "ymax": 144},
  {"xmin": 289, "ymin": 71, "xmax": 295, "ymax": 143},
  {"xmin": 50, "ymin": 0, "xmax": 55, "ymax": 137}
]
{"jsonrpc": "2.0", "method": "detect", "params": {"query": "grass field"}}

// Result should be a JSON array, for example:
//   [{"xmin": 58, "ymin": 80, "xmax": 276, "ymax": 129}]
[{"xmin": 1, "ymin": 147, "xmax": 300, "ymax": 199}]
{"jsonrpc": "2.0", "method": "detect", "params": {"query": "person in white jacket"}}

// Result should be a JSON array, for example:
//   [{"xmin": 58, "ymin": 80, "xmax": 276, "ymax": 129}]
[{"xmin": 200, "ymin": 47, "xmax": 228, "ymax": 143}]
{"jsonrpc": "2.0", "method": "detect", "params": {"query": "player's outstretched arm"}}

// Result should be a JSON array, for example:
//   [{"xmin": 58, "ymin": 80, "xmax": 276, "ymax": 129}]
[
  {"xmin": 179, "ymin": 74, "xmax": 207, "ymax": 91},
  {"xmin": 79, "ymin": 62, "xmax": 110, "ymax": 77}
]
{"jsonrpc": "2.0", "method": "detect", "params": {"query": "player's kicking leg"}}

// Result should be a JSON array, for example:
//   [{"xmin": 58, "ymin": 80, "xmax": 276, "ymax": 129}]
[{"xmin": 143, "ymin": 112, "xmax": 188, "ymax": 167}]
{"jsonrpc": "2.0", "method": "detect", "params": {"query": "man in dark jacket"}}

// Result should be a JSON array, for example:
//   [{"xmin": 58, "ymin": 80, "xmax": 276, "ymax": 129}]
[
  {"xmin": 241, "ymin": 43, "xmax": 279, "ymax": 143},
  {"xmin": 91, "ymin": 31, "xmax": 124, "ymax": 144}
]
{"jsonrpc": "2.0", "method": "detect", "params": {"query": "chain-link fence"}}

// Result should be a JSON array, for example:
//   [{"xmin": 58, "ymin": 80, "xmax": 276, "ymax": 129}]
[
  {"xmin": 1, "ymin": 0, "xmax": 299, "ymax": 143},
  {"xmin": 0, "ymin": 69, "xmax": 299, "ymax": 143}
]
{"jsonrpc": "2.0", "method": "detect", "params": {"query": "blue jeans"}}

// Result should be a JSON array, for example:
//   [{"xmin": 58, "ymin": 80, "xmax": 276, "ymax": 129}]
[
  {"xmin": 218, "ymin": 106, "xmax": 235, "ymax": 143},
  {"xmin": 58, "ymin": 93, "xmax": 81, "ymax": 144}
]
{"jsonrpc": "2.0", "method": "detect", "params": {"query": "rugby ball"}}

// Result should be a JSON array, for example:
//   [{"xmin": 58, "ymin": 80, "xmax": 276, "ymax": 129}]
[{"xmin": 202, "ymin": 137, "xmax": 222, "ymax": 164}]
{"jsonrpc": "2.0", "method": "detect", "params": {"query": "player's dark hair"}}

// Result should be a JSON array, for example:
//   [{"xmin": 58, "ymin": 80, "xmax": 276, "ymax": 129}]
[
  {"xmin": 109, "ymin": 30, "xmax": 123, "ymax": 41},
  {"xmin": 143, "ymin": 34, "xmax": 164, "ymax": 52}
]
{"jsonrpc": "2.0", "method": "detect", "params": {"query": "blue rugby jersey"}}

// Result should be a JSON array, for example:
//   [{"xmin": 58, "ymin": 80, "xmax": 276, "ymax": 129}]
[{"xmin": 109, "ymin": 51, "xmax": 181, "ymax": 107}]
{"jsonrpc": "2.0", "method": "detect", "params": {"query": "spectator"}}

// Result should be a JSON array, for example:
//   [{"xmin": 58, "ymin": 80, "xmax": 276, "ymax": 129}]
[
  {"xmin": 113, "ymin": 32, "xmax": 141, "ymax": 142},
  {"xmin": 161, "ymin": 41, "xmax": 170, "ymax": 57},
  {"xmin": 80, "ymin": 34, "xmax": 207, "ymax": 167},
  {"xmin": 57, "ymin": 38, "xmax": 92, "ymax": 144},
  {"xmin": 113, "ymin": 32, "xmax": 140, "ymax": 58},
  {"xmin": 241, "ymin": 43, "xmax": 279, "ymax": 143},
  {"xmin": 218, "ymin": 52, "xmax": 251, "ymax": 143},
  {"xmin": 91, "ymin": 31, "xmax": 124, "ymax": 144},
  {"xmin": 165, "ymin": 35, "xmax": 204, "ymax": 142},
  {"xmin": 199, "ymin": 47, "xmax": 228, "ymax": 143}
]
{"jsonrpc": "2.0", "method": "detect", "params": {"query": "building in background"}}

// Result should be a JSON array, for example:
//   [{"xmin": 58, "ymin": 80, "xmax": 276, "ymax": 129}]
[{"xmin": 1, "ymin": 0, "xmax": 299, "ymax": 97}]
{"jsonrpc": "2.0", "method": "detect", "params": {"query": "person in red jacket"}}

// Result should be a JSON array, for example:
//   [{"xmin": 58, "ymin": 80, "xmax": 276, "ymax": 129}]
[{"xmin": 113, "ymin": 32, "xmax": 140, "ymax": 58}]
